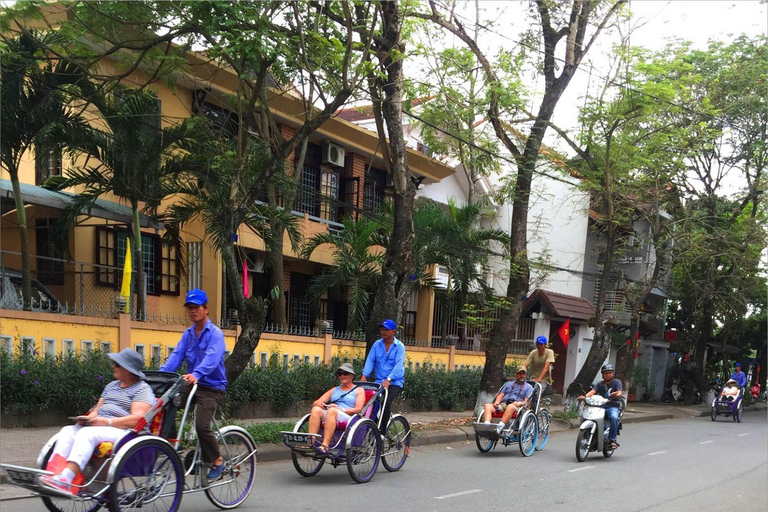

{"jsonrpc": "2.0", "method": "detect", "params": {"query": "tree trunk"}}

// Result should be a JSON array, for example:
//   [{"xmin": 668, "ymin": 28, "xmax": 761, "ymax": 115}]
[
  {"xmin": 365, "ymin": 1, "xmax": 416, "ymax": 355},
  {"xmin": 10, "ymin": 173, "xmax": 32, "ymax": 310},
  {"xmin": 267, "ymin": 233, "xmax": 286, "ymax": 326}
]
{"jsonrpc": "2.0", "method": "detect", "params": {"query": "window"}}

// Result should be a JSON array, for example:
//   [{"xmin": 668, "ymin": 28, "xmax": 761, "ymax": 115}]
[
  {"xmin": 95, "ymin": 227, "xmax": 118, "ymax": 286},
  {"xmin": 20, "ymin": 336, "xmax": 35, "ymax": 356},
  {"xmin": 260, "ymin": 352, "xmax": 268, "ymax": 368},
  {"xmin": 160, "ymin": 242, "xmax": 180, "ymax": 295},
  {"xmin": 81, "ymin": 340, "xmax": 94, "ymax": 354},
  {"xmin": 314, "ymin": 356, "xmax": 321, "ymax": 367},
  {"xmin": 193, "ymin": 95, "xmax": 239, "ymax": 138},
  {"xmin": 415, "ymin": 362, "xmax": 420, "ymax": 370},
  {"xmin": 63, "ymin": 339, "xmax": 75, "ymax": 355},
  {"xmin": 135, "ymin": 344, "xmax": 145, "ymax": 360},
  {"xmin": 100, "ymin": 341, "xmax": 111, "ymax": 353},
  {"xmin": 151, "ymin": 345, "xmax": 161, "ymax": 367},
  {"xmin": 1, "ymin": 335, "xmax": 12, "ymax": 354},
  {"xmin": 282, "ymin": 354, "xmax": 289, "ymax": 369},
  {"xmin": 363, "ymin": 167, "xmax": 387, "ymax": 213},
  {"xmin": 408, "ymin": 361, "xmax": 413, "ymax": 370},
  {"xmin": 43, "ymin": 338, "xmax": 57, "ymax": 356},
  {"xmin": 187, "ymin": 242, "xmax": 202, "ymax": 291},
  {"xmin": 117, "ymin": 232, "xmax": 157, "ymax": 295},
  {"xmin": 224, "ymin": 350, "xmax": 231, "ymax": 360},
  {"xmin": 36, "ymin": 219, "xmax": 64, "ymax": 285},
  {"xmin": 293, "ymin": 355, "xmax": 301, "ymax": 369},
  {"xmin": 297, "ymin": 143, "xmax": 322, "ymax": 216},
  {"xmin": 319, "ymin": 170, "xmax": 341, "ymax": 222},
  {"xmin": 454, "ymin": 364, "xmax": 458, "ymax": 371},
  {"xmin": 166, "ymin": 346, "xmax": 175, "ymax": 358},
  {"xmin": 304, "ymin": 355, "xmax": 311, "ymax": 365},
  {"xmin": 35, "ymin": 144, "xmax": 62, "ymax": 186}
]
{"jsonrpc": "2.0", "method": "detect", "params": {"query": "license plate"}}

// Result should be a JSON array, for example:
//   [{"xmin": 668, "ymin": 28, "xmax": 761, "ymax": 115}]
[
  {"xmin": 8, "ymin": 470, "xmax": 37, "ymax": 485},
  {"xmin": 283, "ymin": 433, "xmax": 309, "ymax": 444}
]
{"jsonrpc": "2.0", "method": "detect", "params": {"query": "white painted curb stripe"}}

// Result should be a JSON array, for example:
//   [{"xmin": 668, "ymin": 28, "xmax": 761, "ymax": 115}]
[
  {"xmin": 648, "ymin": 450, "xmax": 667, "ymax": 456},
  {"xmin": 700, "ymin": 440, "xmax": 714, "ymax": 444},
  {"xmin": 567, "ymin": 466, "xmax": 594, "ymax": 472}
]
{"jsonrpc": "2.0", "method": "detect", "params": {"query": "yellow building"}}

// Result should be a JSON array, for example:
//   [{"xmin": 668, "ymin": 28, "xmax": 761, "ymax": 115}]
[{"xmin": 1, "ymin": 7, "xmax": 528, "ymax": 370}]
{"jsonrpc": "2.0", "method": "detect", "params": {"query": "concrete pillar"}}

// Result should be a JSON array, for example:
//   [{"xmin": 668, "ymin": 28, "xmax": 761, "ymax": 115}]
[
  {"xmin": 416, "ymin": 287, "xmax": 435, "ymax": 342},
  {"xmin": 323, "ymin": 333, "xmax": 333, "ymax": 364},
  {"xmin": 118, "ymin": 313, "xmax": 131, "ymax": 351},
  {"xmin": 448, "ymin": 344, "xmax": 456, "ymax": 371}
]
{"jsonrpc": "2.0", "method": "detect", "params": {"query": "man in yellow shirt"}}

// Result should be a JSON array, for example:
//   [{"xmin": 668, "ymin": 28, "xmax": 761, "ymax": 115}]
[{"xmin": 526, "ymin": 336, "xmax": 555, "ymax": 394}]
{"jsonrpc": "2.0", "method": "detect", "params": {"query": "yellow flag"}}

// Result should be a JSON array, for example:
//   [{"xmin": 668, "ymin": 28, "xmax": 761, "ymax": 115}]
[{"xmin": 120, "ymin": 239, "xmax": 132, "ymax": 300}]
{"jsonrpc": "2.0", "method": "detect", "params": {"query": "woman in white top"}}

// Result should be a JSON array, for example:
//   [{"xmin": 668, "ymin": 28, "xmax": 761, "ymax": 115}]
[{"xmin": 720, "ymin": 379, "xmax": 739, "ymax": 401}]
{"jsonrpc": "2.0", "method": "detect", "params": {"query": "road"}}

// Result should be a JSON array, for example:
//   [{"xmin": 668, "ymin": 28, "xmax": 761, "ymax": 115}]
[{"xmin": 10, "ymin": 413, "xmax": 766, "ymax": 512}]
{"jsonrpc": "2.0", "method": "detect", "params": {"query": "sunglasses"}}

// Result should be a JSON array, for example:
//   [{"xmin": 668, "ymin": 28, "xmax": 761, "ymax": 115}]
[{"xmin": 337, "ymin": 372, "xmax": 353, "ymax": 377}]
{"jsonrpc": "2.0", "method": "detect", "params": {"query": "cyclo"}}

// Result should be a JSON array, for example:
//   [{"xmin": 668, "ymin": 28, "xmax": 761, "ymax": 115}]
[
  {"xmin": 0, "ymin": 371, "xmax": 257, "ymax": 512},
  {"xmin": 472, "ymin": 381, "xmax": 551, "ymax": 456},
  {"xmin": 280, "ymin": 381, "xmax": 410, "ymax": 483},
  {"xmin": 711, "ymin": 387, "xmax": 744, "ymax": 422}
]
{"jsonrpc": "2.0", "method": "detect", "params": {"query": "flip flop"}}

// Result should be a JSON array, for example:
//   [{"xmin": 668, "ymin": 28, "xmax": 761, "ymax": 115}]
[
  {"xmin": 316, "ymin": 444, "xmax": 329, "ymax": 454},
  {"xmin": 609, "ymin": 441, "xmax": 619, "ymax": 450}
]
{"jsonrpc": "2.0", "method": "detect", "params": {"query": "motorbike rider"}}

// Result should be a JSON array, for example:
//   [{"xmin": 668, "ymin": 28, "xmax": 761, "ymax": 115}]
[{"xmin": 578, "ymin": 364, "xmax": 623, "ymax": 450}]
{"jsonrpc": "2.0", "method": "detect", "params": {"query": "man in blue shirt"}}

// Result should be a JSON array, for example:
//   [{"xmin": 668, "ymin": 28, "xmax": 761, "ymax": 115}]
[
  {"xmin": 482, "ymin": 367, "xmax": 533, "ymax": 433},
  {"xmin": 360, "ymin": 319, "xmax": 405, "ymax": 433},
  {"xmin": 579, "ymin": 364, "xmax": 623, "ymax": 449},
  {"xmin": 161, "ymin": 289, "xmax": 227, "ymax": 479},
  {"xmin": 731, "ymin": 363, "xmax": 747, "ymax": 388}
]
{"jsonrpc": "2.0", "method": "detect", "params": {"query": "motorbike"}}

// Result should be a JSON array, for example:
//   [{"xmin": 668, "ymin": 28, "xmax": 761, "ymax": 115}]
[{"xmin": 575, "ymin": 395, "xmax": 625, "ymax": 462}]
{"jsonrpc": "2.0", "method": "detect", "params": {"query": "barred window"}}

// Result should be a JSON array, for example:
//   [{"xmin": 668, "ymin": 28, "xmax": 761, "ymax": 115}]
[{"xmin": 160, "ymin": 242, "xmax": 180, "ymax": 295}]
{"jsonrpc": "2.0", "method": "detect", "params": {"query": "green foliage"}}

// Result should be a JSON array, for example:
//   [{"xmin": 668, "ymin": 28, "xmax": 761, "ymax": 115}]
[
  {"xmin": 238, "ymin": 421, "xmax": 296, "ymax": 445},
  {"xmin": 401, "ymin": 367, "xmax": 483, "ymax": 411},
  {"xmin": 0, "ymin": 347, "xmax": 113, "ymax": 414}
]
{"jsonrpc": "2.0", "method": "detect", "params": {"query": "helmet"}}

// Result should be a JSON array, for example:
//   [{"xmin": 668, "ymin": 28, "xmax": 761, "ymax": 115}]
[
  {"xmin": 535, "ymin": 336, "xmax": 547, "ymax": 345},
  {"xmin": 601, "ymin": 364, "xmax": 614, "ymax": 373}
]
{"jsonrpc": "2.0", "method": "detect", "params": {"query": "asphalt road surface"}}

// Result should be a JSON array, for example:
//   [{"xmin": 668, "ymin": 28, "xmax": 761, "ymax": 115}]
[{"xmin": 12, "ymin": 413, "xmax": 767, "ymax": 512}]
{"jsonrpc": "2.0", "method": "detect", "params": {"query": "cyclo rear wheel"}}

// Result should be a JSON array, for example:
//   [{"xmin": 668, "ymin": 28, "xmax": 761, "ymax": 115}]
[
  {"xmin": 204, "ymin": 428, "xmax": 257, "ymax": 509},
  {"xmin": 535, "ymin": 409, "xmax": 551, "ymax": 450},
  {"xmin": 381, "ymin": 415, "xmax": 410, "ymax": 472},
  {"xmin": 290, "ymin": 415, "xmax": 325, "ymax": 477}
]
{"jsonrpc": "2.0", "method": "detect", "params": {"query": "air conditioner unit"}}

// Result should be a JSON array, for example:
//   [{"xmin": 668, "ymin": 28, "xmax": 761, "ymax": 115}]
[{"xmin": 322, "ymin": 141, "xmax": 346, "ymax": 167}]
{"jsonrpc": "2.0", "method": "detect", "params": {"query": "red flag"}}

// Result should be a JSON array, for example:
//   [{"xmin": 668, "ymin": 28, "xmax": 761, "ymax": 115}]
[
  {"xmin": 243, "ymin": 260, "xmax": 250, "ymax": 299},
  {"xmin": 558, "ymin": 318, "xmax": 571, "ymax": 347}
]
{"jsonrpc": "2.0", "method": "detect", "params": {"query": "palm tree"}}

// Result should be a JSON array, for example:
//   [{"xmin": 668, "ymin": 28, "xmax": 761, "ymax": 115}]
[
  {"xmin": 426, "ymin": 199, "xmax": 508, "ymax": 345},
  {"xmin": 0, "ymin": 31, "xmax": 89, "ymax": 309},
  {"xmin": 48, "ymin": 88, "xmax": 202, "ymax": 317},
  {"xmin": 300, "ymin": 216, "xmax": 386, "ymax": 332},
  {"xmin": 162, "ymin": 136, "xmax": 302, "ymax": 384}
]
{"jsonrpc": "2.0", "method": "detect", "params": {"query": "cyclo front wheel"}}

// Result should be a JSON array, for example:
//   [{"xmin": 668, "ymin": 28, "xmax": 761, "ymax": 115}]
[
  {"xmin": 204, "ymin": 427, "xmax": 257, "ymax": 509},
  {"xmin": 381, "ymin": 415, "xmax": 410, "ymax": 472},
  {"xmin": 290, "ymin": 415, "xmax": 325, "ymax": 477},
  {"xmin": 41, "ymin": 447, "xmax": 103, "ymax": 512},
  {"xmin": 517, "ymin": 412, "xmax": 538, "ymax": 457},
  {"xmin": 108, "ymin": 438, "xmax": 184, "ymax": 512},
  {"xmin": 346, "ymin": 419, "xmax": 381, "ymax": 483}
]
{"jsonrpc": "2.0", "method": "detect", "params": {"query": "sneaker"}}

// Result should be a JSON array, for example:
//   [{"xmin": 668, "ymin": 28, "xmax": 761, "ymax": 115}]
[
  {"xmin": 39, "ymin": 475, "xmax": 73, "ymax": 495},
  {"xmin": 207, "ymin": 463, "xmax": 225, "ymax": 480},
  {"xmin": 495, "ymin": 422, "xmax": 505, "ymax": 433}
]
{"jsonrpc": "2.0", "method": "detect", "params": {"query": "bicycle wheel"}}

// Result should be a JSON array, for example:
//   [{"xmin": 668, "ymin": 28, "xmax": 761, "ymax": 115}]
[
  {"xmin": 517, "ymin": 412, "xmax": 537, "ymax": 457},
  {"xmin": 735, "ymin": 402, "xmax": 743, "ymax": 423},
  {"xmin": 535, "ymin": 409, "xmax": 551, "ymax": 451},
  {"xmin": 41, "ymin": 448, "xmax": 103, "ymax": 512},
  {"xmin": 108, "ymin": 439, "xmax": 183, "ymax": 512},
  {"xmin": 204, "ymin": 428, "xmax": 257, "ymax": 509},
  {"xmin": 710, "ymin": 404, "xmax": 717, "ymax": 421},
  {"xmin": 290, "ymin": 416, "xmax": 325, "ymax": 477},
  {"xmin": 575, "ymin": 429, "xmax": 591, "ymax": 462},
  {"xmin": 475, "ymin": 433, "xmax": 494, "ymax": 453},
  {"xmin": 346, "ymin": 419, "xmax": 381, "ymax": 483},
  {"xmin": 381, "ymin": 415, "xmax": 410, "ymax": 472}
]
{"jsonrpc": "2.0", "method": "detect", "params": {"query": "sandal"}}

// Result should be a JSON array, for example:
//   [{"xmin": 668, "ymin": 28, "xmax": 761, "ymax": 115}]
[
  {"xmin": 609, "ymin": 441, "xmax": 619, "ymax": 450},
  {"xmin": 316, "ymin": 444, "xmax": 329, "ymax": 454}
]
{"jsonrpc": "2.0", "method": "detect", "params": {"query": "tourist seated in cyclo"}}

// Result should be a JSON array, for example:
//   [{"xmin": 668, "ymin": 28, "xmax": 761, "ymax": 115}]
[
  {"xmin": 719, "ymin": 379, "xmax": 740, "ymax": 401},
  {"xmin": 482, "ymin": 367, "xmax": 534, "ymax": 433},
  {"xmin": 307, "ymin": 362, "xmax": 366, "ymax": 453},
  {"xmin": 39, "ymin": 348, "xmax": 155, "ymax": 494}
]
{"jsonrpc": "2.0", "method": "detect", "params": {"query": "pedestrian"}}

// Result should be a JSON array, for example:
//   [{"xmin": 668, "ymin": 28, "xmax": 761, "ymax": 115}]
[
  {"xmin": 360, "ymin": 319, "xmax": 406, "ymax": 435},
  {"xmin": 525, "ymin": 335, "xmax": 555, "ymax": 393},
  {"xmin": 161, "ymin": 289, "xmax": 228, "ymax": 480}
]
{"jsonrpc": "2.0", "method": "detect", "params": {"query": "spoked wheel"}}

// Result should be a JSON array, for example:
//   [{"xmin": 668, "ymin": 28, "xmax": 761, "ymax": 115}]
[
  {"xmin": 204, "ymin": 428, "xmax": 257, "ymax": 509},
  {"xmin": 346, "ymin": 419, "xmax": 381, "ymax": 483},
  {"xmin": 41, "ymin": 448, "xmax": 103, "ymax": 512},
  {"xmin": 381, "ymin": 415, "xmax": 410, "ymax": 472},
  {"xmin": 517, "ymin": 412, "xmax": 538, "ymax": 457},
  {"xmin": 535, "ymin": 409, "xmax": 551, "ymax": 451},
  {"xmin": 575, "ymin": 429, "xmax": 591, "ymax": 462},
  {"xmin": 475, "ymin": 433, "xmax": 494, "ymax": 453},
  {"xmin": 290, "ymin": 416, "xmax": 325, "ymax": 477},
  {"xmin": 735, "ymin": 402, "xmax": 743, "ymax": 423},
  {"xmin": 108, "ymin": 439, "xmax": 183, "ymax": 512},
  {"xmin": 710, "ymin": 404, "xmax": 717, "ymax": 421}
]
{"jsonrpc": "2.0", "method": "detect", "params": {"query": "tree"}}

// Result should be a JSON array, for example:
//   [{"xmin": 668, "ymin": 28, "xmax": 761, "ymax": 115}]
[
  {"xmin": 415, "ymin": 0, "xmax": 627, "ymax": 396},
  {"xmin": 300, "ymin": 216, "xmax": 386, "ymax": 332},
  {"xmin": 0, "ymin": 30, "xmax": 89, "ymax": 309},
  {"xmin": 48, "ymin": 88, "xmax": 202, "ymax": 318}
]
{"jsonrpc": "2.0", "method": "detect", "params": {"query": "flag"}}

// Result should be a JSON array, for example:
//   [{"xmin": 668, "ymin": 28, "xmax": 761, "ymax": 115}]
[
  {"xmin": 558, "ymin": 318, "xmax": 571, "ymax": 347},
  {"xmin": 120, "ymin": 239, "xmax": 132, "ymax": 312},
  {"xmin": 243, "ymin": 260, "xmax": 250, "ymax": 299}
]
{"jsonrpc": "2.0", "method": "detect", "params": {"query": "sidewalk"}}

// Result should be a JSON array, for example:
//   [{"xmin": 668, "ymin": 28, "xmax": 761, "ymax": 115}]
[{"xmin": 2, "ymin": 401, "xmax": 765, "ymax": 501}]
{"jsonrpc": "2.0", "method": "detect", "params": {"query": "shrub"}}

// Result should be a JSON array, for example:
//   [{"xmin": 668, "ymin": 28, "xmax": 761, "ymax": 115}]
[{"xmin": 402, "ymin": 367, "xmax": 482, "ymax": 411}]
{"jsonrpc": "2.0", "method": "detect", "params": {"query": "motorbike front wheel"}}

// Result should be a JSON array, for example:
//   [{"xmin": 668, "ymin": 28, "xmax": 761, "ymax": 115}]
[{"xmin": 575, "ymin": 429, "xmax": 591, "ymax": 462}]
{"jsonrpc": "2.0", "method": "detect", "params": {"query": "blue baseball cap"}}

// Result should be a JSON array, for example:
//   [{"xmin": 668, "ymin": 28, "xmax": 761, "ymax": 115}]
[
  {"xmin": 379, "ymin": 319, "xmax": 397, "ymax": 330},
  {"xmin": 735, "ymin": 363, "xmax": 741, "ymax": 367},
  {"xmin": 535, "ymin": 336, "xmax": 547, "ymax": 344},
  {"xmin": 184, "ymin": 288, "xmax": 208, "ymax": 306}
]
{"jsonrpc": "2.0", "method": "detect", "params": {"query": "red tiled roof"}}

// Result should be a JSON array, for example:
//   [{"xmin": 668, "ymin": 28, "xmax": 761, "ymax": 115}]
[
  {"xmin": 521, "ymin": 289, "xmax": 595, "ymax": 321},
  {"xmin": 335, "ymin": 96, "xmax": 435, "ymax": 122}
]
